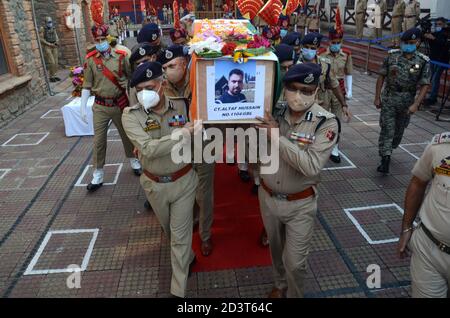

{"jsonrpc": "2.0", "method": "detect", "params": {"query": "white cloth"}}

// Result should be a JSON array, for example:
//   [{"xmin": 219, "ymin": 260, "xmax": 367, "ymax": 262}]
[
  {"xmin": 61, "ymin": 96, "xmax": 95, "ymax": 137},
  {"xmin": 374, "ymin": 5, "xmax": 382, "ymax": 29}
]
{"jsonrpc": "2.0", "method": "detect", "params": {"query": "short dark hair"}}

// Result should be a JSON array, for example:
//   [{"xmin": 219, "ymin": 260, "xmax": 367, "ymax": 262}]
[
  {"xmin": 229, "ymin": 69, "xmax": 244, "ymax": 79},
  {"xmin": 436, "ymin": 17, "xmax": 447, "ymax": 24}
]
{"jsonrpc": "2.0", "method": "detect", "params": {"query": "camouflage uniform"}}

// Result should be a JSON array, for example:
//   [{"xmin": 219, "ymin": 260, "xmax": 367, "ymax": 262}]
[{"xmin": 378, "ymin": 49, "xmax": 431, "ymax": 157}]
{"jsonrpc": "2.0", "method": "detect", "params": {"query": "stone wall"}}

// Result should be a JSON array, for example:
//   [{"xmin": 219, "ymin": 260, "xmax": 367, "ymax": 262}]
[{"xmin": 0, "ymin": 0, "xmax": 47, "ymax": 126}]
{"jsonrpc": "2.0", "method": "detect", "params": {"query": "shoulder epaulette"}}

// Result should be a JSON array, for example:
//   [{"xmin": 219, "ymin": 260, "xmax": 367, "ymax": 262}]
[
  {"xmin": 85, "ymin": 50, "xmax": 98, "ymax": 59},
  {"xmin": 417, "ymin": 52, "xmax": 430, "ymax": 62},
  {"xmin": 388, "ymin": 49, "xmax": 401, "ymax": 54},
  {"xmin": 123, "ymin": 104, "xmax": 140, "ymax": 114},
  {"xmin": 115, "ymin": 49, "xmax": 127, "ymax": 56},
  {"xmin": 342, "ymin": 48, "xmax": 352, "ymax": 56},
  {"xmin": 319, "ymin": 56, "xmax": 331, "ymax": 64},
  {"xmin": 431, "ymin": 132, "xmax": 450, "ymax": 145}
]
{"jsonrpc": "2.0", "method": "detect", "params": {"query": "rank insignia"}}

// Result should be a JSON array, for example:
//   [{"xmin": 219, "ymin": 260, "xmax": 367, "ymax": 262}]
[
  {"xmin": 168, "ymin": 115, "xmax": 187, "ymax": 127},
  {"xmin": 144, "ymin": 119, "xmax": 160, "ymax": 132},
  {"xmin": 290, "ymin": 132, "xmax": 315, "ymax": 145},
  {"xmin": 305, "ymin": 111, "xmax": 314, "ymax": 122},
  {"xmin": 326, "ymin": 129, "xmax": 336, "ymax": 142}
]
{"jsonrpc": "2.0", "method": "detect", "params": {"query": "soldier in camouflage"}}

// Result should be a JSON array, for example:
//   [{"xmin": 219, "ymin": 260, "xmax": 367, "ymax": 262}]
[{"xmin": 374, "ymin": 28, "xmax": 431, "ymax": 174}]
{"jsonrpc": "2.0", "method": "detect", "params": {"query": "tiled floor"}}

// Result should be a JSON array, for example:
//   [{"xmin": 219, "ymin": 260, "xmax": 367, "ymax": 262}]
[{"xmin": 0, "ymin": 69, "xmax": 449, "ymax": 298}]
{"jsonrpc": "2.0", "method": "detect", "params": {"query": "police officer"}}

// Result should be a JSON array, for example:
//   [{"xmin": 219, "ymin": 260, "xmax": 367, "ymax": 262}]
[
  {"xmin": 373, "ymin": 0, "xmax": 387, "ymax": 42},
  {"xmin": 404, "ymin": 0, "xmax": 420, "ymax": 32},
  {"xmin": 281, "ymin": 32, "xmax": 302, "ymax": 63},
  {"xmin": 296, "ymin": 8, "xmax": 308, "ymax": 35},
  {"xmin": 306, "ymin": 10, "xmax": 320, "ymax": 34},
  {"xmin": 319, "ymin": 28, "xmax": 353, "ymax": 163},
  {"xmin": 40, "ymin": 17, "xmax": 60, "ymax": 82},
  {"xmin": 398, "ymin": 132, "xmax": 450, "ymax": 298},
  {"xmin": 122, "ymin": 62, "xmax": 198, "ymax": 298},
  {"xmin": 81, "ymin": 24, "xmax": 142, "ymax": 192},
  {"xmin": 392, "ymin": 0, "xmax": 406, "ymax": 47},
  {"xmin": 355, "ymin": 0, "xmax": 368, "ymax": 39},
  {"xmin": 298, "ymin": 33, "xmax": 351, "ymax": 134},
  {"xmin": 374, "ymin": 28, "xmax": 431, "ymax": 174},
  {"xmin": 158, "ymin": 45, "xmax": 215, "ymax": 256},
  {"xmin": 256, "ymin": 63, "xmax": 340, "ymax": 298},
  {"xmin": 137, "ymin": 23, "xmax": 168, "ymax": 52}
]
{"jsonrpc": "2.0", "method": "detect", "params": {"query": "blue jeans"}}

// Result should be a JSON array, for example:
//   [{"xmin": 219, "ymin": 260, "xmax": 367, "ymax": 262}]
[{"xmin": 428, "ymin": 64, "xmax": 445, "ymax": 102}]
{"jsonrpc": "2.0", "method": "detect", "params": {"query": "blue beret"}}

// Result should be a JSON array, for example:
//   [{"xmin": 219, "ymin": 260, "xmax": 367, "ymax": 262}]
[
  {"xmin": 137, "ymin": 23, "xmax": 161, "ymax": 43},
  {"xmin": 401, "ymin": 28, "xmax": 422, "ymax": 41},
  {"xmin": 130, "ymin": 62, "xmax": 163, "ymax": 88},
  {"xmin": 157, "ymin": 45, "xmax": 189, "ymax": 65},
  {"xmin": 283, "ymin": 62, "xmax": 321, "ymax": 86},
  {"xmin": 274, "ymin": 44, "xmax": 295, "ymax": 63},
  {"xmin": 130, "ymin": 42, "xmax": 159, "ymax": 65},
  {"xmin": 301, "ymin": 32, "xmax": 322, "ymax": 46},
  {"xmin": 282, "ymin": 32, "xmax": 302, "ymax": 46}
]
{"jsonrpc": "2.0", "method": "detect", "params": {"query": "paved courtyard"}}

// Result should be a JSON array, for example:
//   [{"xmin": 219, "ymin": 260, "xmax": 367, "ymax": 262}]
[{"xmin": 0, "ymin": 70, "xmax": 449, "ymax": 298}]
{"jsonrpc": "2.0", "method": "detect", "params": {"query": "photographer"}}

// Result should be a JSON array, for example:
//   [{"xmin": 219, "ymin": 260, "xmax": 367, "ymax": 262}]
[{"xmin": 424, "ymin": 17, "xmax": 449, "ymax": 106}]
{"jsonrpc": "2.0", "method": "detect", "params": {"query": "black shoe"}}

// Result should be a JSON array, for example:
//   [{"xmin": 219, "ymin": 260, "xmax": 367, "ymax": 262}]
[
  {"xmin": 50, "ymin": 77, "xmax": 58, "ymax": 82},
  {"xmin": 54, "ymin": 77, "xmax": 61, "ymax": 81},
  {"xmin": 251, "ymin": 184, "xmax": 259, "ymax": 195},
  {"xmin": 87, "ymin": 183, "xmax": 103, "ymax": 192},
  {"xmin": 330, "ymin": 154, "xmax": 341, "ymax": 164},
  {"xmin": 238, "ymin": 170, "xmax": 251, "ymax": 182},
  {"xmin": 144, "ymin": 200, "xmax": 152, "ymax": 210},
  {"xmin": 377, "ymin": 156, "xmax": 390, "ymax": 174},
  {"xmin": 133, "ymin": 168, "xmax": 142, "ymax": 176}
]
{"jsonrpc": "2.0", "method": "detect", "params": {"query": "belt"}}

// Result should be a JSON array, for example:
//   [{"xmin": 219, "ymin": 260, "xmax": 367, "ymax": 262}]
[
  {"xmin": 405, "ymin": 15, "xmax": 416, "ymax": 18},
  {"xmin": 392, "ymin": 15, "xmax": 403, "ymax": 18},
  {"xmin": 421, "ymin": 223, "xmax": 450, "ymax": 255},
  {"xmin": 144, "ymin": 164, "xmax": 192, "ymax": 183},
  {"xmin": 261, "ymin": 180, "xmax": 315, "ymax": 201},
  {"xmin": 95, "ymin": 95, "xmax": 119, "ymax": 107}
]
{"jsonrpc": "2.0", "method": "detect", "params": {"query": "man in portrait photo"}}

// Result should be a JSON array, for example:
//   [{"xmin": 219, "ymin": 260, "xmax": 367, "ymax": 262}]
[{"xmin": 216, "ymin": 69, "xmax": 248, "ymax": 104}]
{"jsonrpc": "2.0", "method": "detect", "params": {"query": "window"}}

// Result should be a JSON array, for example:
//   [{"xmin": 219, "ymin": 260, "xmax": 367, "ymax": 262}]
[
  {"xmin": 346, "ymin": 0, "xmax": 356, "ymax": 8},
  {"xmin": 0, "ymin": 24, "xmax": 9, "ymax": 76}
]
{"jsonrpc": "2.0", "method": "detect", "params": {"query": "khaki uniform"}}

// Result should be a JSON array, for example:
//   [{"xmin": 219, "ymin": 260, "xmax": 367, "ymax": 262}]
[
  {"xmin": 392, "ymin": 0, "xmax": 406, "ymax": 46},
  {"xmin": 40, "ymin": 26, "xmax": 59, "ymax": 78},
  {"xmin": 164, "ymin": 73, "xmax": 215, "ymax": 243},
  {"xmin": 83, "ymin": 50, "xmax": 135, "ymax": 169},
  {"xmin": 319, "ymin": 48, "xmax": 353, "ymax": 121},
  {"xmin": 122, "ymin": 97, "xmax": 198, "ymax": 298},
  {"xmin": 296, "ymin": 14, "xmax": 308, "ymax": 35},
  {"xmin": 409, "ymin": 132, "xmax": 450, "ymax": 298},
  {"xmin": 259, "ymin": 104, "xmax": 339, "ymax": 297},
  {"xmin": 373, "ymin": 1, "xmax": 387, "ymax": 40},
  {"xmin": 404, "ymin": 0, "xmax": 420, "ymax": 32},
  {"xmin": 297, "ymin": 55, "xmax": 341, "ymax": 109},
  {"xmin": 289, "ymin": 13, "xmax": 297, "ymax": 31},
  {"xmin": 355, "ymin": 0, "xmax": 368, "ymax": 39},
  {"xmin": 306, "ymin": 16, "xmax": 320, "ymax": 33}
]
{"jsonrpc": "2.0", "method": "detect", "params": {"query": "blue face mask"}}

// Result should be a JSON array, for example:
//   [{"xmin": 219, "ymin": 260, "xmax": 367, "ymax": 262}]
[
  {"xmin": 400, "ymin": 43, "xmax": 417, "ymax": 54},
  {"xmin": 330, "ymin": 43, "xmax": 341, "ymax": 53},
  {"xmin": 47, "ymin": 22, "xmax": 53, "ymax": 28},
  {"xmin": 301, "ymin": 48, "xmax": 317, "ymax": 61},
  {"xmin": 96, "ymin": 41, "xmax": 110, "ymax": 53},
  {"xmin": 435, "ymin": 27, "xmax": 443, "ymax": 33},
  {"xmin": 280, "ymin": 29, "xmax": 288, "ymax": 38}
]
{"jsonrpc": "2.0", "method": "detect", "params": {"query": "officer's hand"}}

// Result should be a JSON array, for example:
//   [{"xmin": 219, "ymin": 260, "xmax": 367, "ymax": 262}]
[
  {"xmin": 343, "ymin": 106, "xmax": 352, "ymax": 122},
  {"xmin": 184, "ymin": 121, "xmax": 195, "ymax": 135},
  {"xmin": 133, "ymin": 147, "xmax": 140, "ymax": 158},
  {"xmin": 397, "ymin": 231, "xmax": 413, "ymax": 259},
  {"xmin": 374, "ymin": 97, "xmax": 382, "ymax": 109},
  {"xmin": 408, "ymin": 104, "xmax": 419, "ymax": 114},
  {"xmin": 256, "ymin": 111, "xmax": 279, "ymax": 140}
]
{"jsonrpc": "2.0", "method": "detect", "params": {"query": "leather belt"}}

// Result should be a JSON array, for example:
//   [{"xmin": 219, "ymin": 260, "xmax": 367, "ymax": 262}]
[
  {"xmin": 421, "ymin": 224, "xmax": 450, "ymax": 255},
  {"xmin": 392, "ymin": 15, "xmax": 403, "ymax": 18},
  {"xmin": 144, "ymin": 164, "xmax": 192, "ymax": 183},
  {"xmin": 261, "ymin": 180, "xmax": 315, "ymax": 201},
  {"xmin": 95, "ymin": 95, "xmax": 119, "ymax": 107},
  {"xmin": 405, "ymin": 15, "xmax": 416, "ymax": 18}
]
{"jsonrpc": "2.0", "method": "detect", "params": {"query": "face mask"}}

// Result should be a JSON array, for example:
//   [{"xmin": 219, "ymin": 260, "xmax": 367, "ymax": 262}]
[
  {"xmin": 301, "ymin": 48, "xmax": 317, "ymax": 61},
  {"xmin": 435, "ymin": 27, "xmax": 443, "ymax": 33},
  {"xmin": 330, "ymin": 43, "xmax": 341, "ymax": 53},
  {"xmin": 400, "ymin": 43, "xmax": 417, "ymax": 54},
  {"xmin": 280, "ymin": 29, "xmax": 288, "ymax": 38},
  {"xmin": 137, "ymin": 86, "xmax": 161, "ymax": 111},
  {"xmin": 47, "ymin": 22, "xmax": 53, "ymax": 28},
  {"xmin": 285, "ymin": 89, "xmax": 317, "ymax": 112},
  {"xmin": 96, "ymin": 41, "xmax": 110, "ymax": 53}
]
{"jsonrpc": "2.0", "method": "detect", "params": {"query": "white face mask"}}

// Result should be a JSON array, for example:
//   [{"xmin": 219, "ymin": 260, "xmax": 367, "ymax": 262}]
[
  {"xmin": 285, "ymin": 89, "xmax": 317, "ymax": 112},
  {"xmin": 137, "ymin": 85, "xmax": 161, "ymax": 111}
]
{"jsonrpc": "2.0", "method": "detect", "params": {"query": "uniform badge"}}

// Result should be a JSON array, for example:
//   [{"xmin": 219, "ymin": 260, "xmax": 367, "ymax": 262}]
[
  {"xmin": 144, "ymin": 119, "xmax": 161, "ymax": 132},
  {"xmin": 326, "ymin": 129, "xmax": 336, "ymax": 142},
  {"xmin": 168, "ymin": 115, "xmax": 187, "ymax": 127},
  {"xmin": 165, "ymin": 50, "xmax": 173, "ymax": 59},
  {"xmin": 313, "ymin": 37, "xmax": 318, "ymax": 45},
  {"xmin": 139, "ymin": 47, "xmax": 146, "ymax": 56},
  {"xmin": 295, "ymin": 39, "xmax": 300, "ymax": 46},
  {"xmin": 96, "ymin": 64, "xmax": 103, "ymax": 71},
  {"xmin": 290, "ymin": 131, "xmax": 315, "ymax": 146},
  {"xmin": 174, "ymin": 31, "xmax": 181, "ymax": 38},
  {"xmin": 305, "ymin": 111, "xmax": 314, "ymax": 122},
  {"xmin": 152, "ymin": 33, "xmax": 157, "ymax": 41},
  {"xmin": 434, "ymin": 157, "xmax": 450, "ymax": 177},
  {"xmin": 412, "ymin": 34, "xmax": 416, "ymax": 40},
  {"xmin": 146, "ymin": 69, "xmax": 153, "ymax": 79},
  {"xmin": 97, "ymin": 29, "xmax": 102, "ymax": 36},
  {"xmin": 304, "ymin": 74, "xmax": 315, "ymax": 84}
]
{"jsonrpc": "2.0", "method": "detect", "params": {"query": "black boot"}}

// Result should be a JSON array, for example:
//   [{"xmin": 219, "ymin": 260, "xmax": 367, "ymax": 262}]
[{"xmin": 377, "ymin": 156, "xmax": 390, "ymax": 174}]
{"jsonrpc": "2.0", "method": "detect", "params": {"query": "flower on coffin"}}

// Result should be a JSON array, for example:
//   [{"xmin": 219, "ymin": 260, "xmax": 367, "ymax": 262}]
[
  {"xmin": 247, "ymin": 35, "xmax": 271, "ymax": 49},
  {"xmin": 189, "ymin": 37, "xmax": 224, "ymax": 56},
  {"xmin": 221, "ymin": 42, "xmax": 237, "ymax": 56}
]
